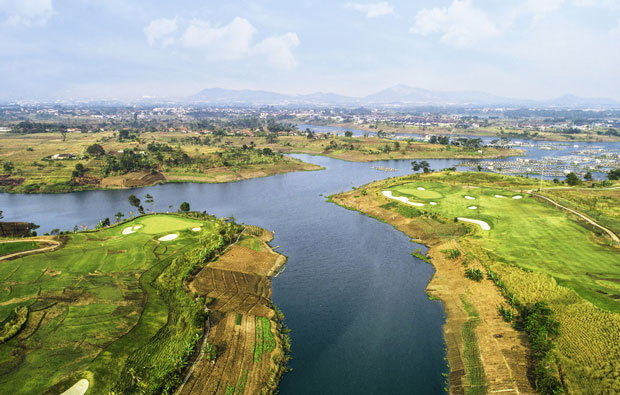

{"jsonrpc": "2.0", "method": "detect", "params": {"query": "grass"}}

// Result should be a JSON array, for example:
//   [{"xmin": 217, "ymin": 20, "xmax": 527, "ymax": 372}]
[
  {"xmin": 253, "ymin": 316, "xmax": 276, "ymax": 363},
  {"xmin": 0, "ymin": 214, "xmax": 221, "ymax": 394},
  {"xmin": 0, "ymin": 241, "xmax": 39, "ymax": 256},
  {"xmin": 458, "ymin": 294, "xmax": 487, "ymax": 395},
  {"xmin": 387, "ymin": 177, "xmax": 620, "ymax": 313}
]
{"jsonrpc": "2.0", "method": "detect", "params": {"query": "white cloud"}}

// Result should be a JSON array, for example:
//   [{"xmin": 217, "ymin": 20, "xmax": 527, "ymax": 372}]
[
  {"xmin": 410, "ymin": 0, "xmax": 501, "ymax": 48},
  {"xmin": 252, "ymin": 33, "xmax": 300, "ymax": 70},
  {"xmin": 345, "ymin": 2, "xmax": 394, "ymax": 18},
  {"xmin": 144, "ymin": 17, "xmax": 178, "ymax": 46},
  {"xmin": 0, "ymin": 0, "xmax": 53, "ymax": 27},
  {"xmin": 180, "ymin": 17, "xmax": 256, "ymax": 60}
]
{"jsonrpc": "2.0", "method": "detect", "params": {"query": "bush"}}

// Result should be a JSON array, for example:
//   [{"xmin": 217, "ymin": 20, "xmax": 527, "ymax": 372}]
[
  {"xmin": 498, "ymin": 304, "xmax": 516, "ymax": 323},
  {"xmin": 465, "ymin": 268, "xmax": 484, "ymax": 281}
]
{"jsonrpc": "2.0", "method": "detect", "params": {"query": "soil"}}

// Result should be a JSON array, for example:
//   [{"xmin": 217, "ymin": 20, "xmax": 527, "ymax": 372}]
[
  {"xmin": 180, "ymin": 228, "xmax": 287, "ymax": 395},
  {"xmin": 100, "ymin": 171, "xmax": 166, "ymax": 188},
  {"xmin": 331, "ymin": 189, "xmax": 537, "ymax": 395}
]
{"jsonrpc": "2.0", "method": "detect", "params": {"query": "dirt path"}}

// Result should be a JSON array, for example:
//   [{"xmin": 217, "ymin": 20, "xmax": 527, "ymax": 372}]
[
  {"xmin": 533, "ymin": 193, "xmax": 620, "ymax": 247},
  {"xmin": 0, "ymin": 238, "xmax": 61, "ymax": 261}
]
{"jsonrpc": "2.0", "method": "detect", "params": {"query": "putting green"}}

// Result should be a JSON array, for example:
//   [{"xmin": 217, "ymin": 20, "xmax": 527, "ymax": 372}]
[
  {"xmin": 132, "ymin": 215, "xmax": 205, "ymax": 234},
  {"xmin": 389, "ymin": 183, "xmax": 444, "ymax": 200}
]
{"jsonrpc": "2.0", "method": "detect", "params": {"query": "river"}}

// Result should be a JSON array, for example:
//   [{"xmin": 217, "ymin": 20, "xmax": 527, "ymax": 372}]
[{"xmin": 1, "ymin": 154, "xmax": 462, "ymax": 394}]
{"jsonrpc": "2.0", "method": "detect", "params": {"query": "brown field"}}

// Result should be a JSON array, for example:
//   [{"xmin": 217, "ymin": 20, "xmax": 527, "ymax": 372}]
[{"xmin": 180, "ymin": 228, "xmax": 287, "ymax": 395}]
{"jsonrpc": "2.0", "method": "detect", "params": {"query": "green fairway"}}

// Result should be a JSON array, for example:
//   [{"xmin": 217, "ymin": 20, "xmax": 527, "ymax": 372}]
[
  {"xmin": 0, "ymin": 241, "xmax": 39, "ymax": 256},
  {"xmin": 386, "ymin": 181, "xmax": 620, "ymax": 312},
  {"xmin": 0, "ymin": 214, "xmax": 215, "ymax": 394}
]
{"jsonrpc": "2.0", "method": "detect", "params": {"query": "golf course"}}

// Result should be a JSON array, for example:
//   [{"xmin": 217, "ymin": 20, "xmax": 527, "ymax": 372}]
[
  {"xmin": 332, "ymin": 172, "xmax": 620, "ymax": 395},
  {"xmin": 0, "ymin": 212, "xmax": 286, "ymax": 394}
]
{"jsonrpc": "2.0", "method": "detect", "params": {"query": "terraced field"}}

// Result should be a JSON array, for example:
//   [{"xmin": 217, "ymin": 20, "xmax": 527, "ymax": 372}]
[
  {"xmin": 0, "ymin": 214, "xmax": 220, "ymax": 394},
  {"xmin": 181, "ymin": 229, "xmax": 287, "ymax": 395}
]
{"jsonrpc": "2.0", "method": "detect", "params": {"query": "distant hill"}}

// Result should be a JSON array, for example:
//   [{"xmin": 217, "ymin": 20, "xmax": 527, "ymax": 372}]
[{"xmin": 189, "ymin": 85, "xmax": 619, "ymax": 108}]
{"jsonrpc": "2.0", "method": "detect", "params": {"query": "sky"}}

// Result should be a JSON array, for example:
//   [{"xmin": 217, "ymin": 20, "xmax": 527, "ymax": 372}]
[{"xmin": 1, "ymin": 0, "xmax": 619, "ymax": 101}]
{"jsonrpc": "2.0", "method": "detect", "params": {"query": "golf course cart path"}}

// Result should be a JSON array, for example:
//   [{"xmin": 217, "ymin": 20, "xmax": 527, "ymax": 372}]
[
  {"xmin": 0, "ymin": 238, "xmax": 60, "ymax": 261},
  {"xmin": 534, "ymin": 193, "xmax": 620, "ymax": 247}
]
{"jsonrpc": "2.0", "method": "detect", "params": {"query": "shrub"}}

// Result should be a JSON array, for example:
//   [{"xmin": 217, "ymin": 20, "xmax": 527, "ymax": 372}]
[{"xmin": 465, "ymin": 268, "xmax": 484, "ymax": 281}]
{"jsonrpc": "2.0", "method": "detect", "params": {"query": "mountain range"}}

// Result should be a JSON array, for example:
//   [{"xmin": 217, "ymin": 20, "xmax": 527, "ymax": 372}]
[{"xmin": 189, "ymin": 84, "xmax": 619, "ymax": 108}]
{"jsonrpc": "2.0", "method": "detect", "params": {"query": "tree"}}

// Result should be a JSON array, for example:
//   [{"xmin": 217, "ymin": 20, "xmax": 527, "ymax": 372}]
[
  {"xmin": 0, "ymin": 210, "xmax": 3, "ymax": 219},
  {"xmin": 608, "ymin": 168, "xmax": 620, "ymax": 181},
  {"xmin": 3, "ymin": 161, "xmax": 14, "ymax": 173},
  {"xmin": 86, "ymin": 143, "xmax": 105, "ymax": 157},
  {"xmin": 180, "ymin": 202, "xmax": 190, "ymax": 213},
  {"xmin": 128, "ymin": 194, "xmax": 144, "ymax": 214},
  {"xmin": 115, "ymin": 212, "xmax": 124, "ymax": 223},
  {"xmin": 584, "ymin": 171, "xmax": 592, "ymax": 181},
  {"xmin": 144, "ymin": 194, "xmax": 154, "ymax": 212},
  {"xmin": 344, "ymin": 131, "xmax": 353, "ymax": 137},
  {"xmin": 565, "ymin": 172, "xmax": 581, "ymax": 186},
  {"xmin": 412, "ymin": 160, "xmax": 431, "ymax": 173}
]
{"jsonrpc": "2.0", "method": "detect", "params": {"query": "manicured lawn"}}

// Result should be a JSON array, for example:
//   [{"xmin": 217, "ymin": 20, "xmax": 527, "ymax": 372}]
[
  {"xmin": 386, "ymin": 180, "xmax": 620, "ymax": 312},
  {"xmin": 0, "ymin": 214, "xmax": 209, "ymax": 394}
]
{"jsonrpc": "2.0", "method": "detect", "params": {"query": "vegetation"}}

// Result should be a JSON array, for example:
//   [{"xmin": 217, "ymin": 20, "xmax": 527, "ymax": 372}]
[
  {"xmin": 0, "ymin": 306, "xmax": 28, "ymax": 344},
  {"xmin": 253, "ymin": 316, "xmax": 277, "ymax": 363},
  {"xmin": 465, "ymin": 268, "xmax": 484, "ymax": 282},
  {"xmin": 458, "ymin": 295, "xmax": 487, "ymax": 395},
  {"xmin": 0, "ymin": 241, "xmax": 39, "ymax": 256},
  {"xmin": 0, "ymin": 213, "xmax": 241, "ymax": 394}
]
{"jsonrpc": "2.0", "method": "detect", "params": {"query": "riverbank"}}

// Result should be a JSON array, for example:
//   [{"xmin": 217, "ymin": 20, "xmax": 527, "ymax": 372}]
[
  {"xmin": 330, "ymin": 171, "xmax": 620, "ymax": 394},
  {"xmin": 181, "ymin": 226, "xmax": 289, "ymax": 395}
]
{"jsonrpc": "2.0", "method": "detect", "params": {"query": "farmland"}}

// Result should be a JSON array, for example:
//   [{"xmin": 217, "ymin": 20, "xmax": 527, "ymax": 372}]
[
  {"xmin": 331, "ymin": 171, "xmax": 620, "ymax": 395},
  {"xmin": 0, "ymin": 213, "xmax": 275, "ymax": 394},
  {"xmin": 180, "ymin": 226, "xmax": 288, "ymax": 395}
]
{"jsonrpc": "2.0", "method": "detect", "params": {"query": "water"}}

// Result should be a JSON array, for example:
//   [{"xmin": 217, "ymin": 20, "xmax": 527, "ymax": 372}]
[{"xmin": 0, "ymin": 154, "xmax": 458, "ymax": 394}]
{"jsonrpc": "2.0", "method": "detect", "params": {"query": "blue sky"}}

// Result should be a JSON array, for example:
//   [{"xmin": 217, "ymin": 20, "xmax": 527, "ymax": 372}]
[{"xmin": 1, "ymin": 0, "xmax": 619, "ymax": 101}]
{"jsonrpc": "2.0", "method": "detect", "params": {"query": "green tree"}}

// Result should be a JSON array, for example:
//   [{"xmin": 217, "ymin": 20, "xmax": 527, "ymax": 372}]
[
  {"xmin": 608, "ymin": 168, "xmax": 620, "ymax": 180},
  {"xmin": 86, "ymin": 143, "xmax": 105, "ymax": 157},
  {"xmin": 180, "ymin": 202, "xmax": 190, "ymax": 213},
  {"xmin": 3, "ymin": 161, "xmax": 14, "ymax": 173},
  {"xmin": 115, "ymin": 212, "xmax": 124, "ymax": 222},
  {"xmin": 565, "ymin": 172, "xmax": 581, "ymax": 186},
  {"xmin": 344, "ymin": 131, "xmax": 353, "ymax": 137},
  {"xmin": 128, "ymin": 194, "xmax": 144, "ymax": 214},
  {"xmin": 584, "ymin": 171, "xmax": 592, "ymax": 181}
]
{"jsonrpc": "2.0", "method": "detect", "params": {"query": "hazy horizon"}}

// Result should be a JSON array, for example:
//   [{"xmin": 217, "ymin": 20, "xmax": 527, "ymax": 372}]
[{"xmin": 1, "ymin": 0, "xmax": 619, "ymax": 101}]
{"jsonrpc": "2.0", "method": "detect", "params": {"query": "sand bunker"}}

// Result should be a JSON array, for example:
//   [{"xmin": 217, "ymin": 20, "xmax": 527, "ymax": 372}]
[
  {"xmin": 122, "ymin": 225, "xmax": 142, "ymax": 235},
  {"xmin": 430, "ymin": 202, "xmax": 437, "ymax": 206},
  {"xmin": 465, "ymin": 196, "xmax": 475, "ymax": 200},
  {"xmin": 494, "ymin": 195, "xmax": 506, "ymax": 198},
  {"xmin": 158, "ymin": 234, "xmax": 178, "ymax": 241},
  {"xmin": 512, "ymin": 195, "xmax": 523, "ymax": 199},
  {"xmin": 468, "ymin": 206, "xmax": 477, "ymax": 210},
  {"xmin": 382, "ymin": 191, "xmax": 424, "ymax": 207},
  {"xmin": 457, "ymin": 217, "xmax": 490, "ymax": 231},
  {"xmin": 191, "ymin": 227, "xmax": 201, "ymax": 232},
  {"xmin": 60, "ymin": 379, "xmax": 89, "ymax": 395},
  {"xmin": 417, "ymin": 187, "xmax": 426, "ymax": 191}
]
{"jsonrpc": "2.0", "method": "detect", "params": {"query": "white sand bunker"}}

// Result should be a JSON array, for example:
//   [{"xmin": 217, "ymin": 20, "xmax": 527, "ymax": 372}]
[
  {"xmin": 468, "ymin": 206, "xmax": 477, "ymax": 210},
  {"xmin": 457, "ymin": 217, "xmax": 491, "ymax": 231},
  {"xmin": 158, "ymin": 234, "xmax": 178, "ymax": 241},
  {"xmin": 61, "ymin": 379, "xmax": 89, "ymax": 395},
  {"xmin": 494, "ymin": 195, "xmax": 506, "ymax": 198},
  {"xmin": 430, "ymin": 202, "xmax": 437, "ymax": 206},
  {"xmin": 382, "ymin": 191, "xmax": 424, "ymax": 207},
  {"xmin": 417, "ymin": 187, "xmax": 426, "ymax": 191},
  {"xmin": 512, "ymin": 195, "xmax": 523, "ymax": 199},
  {"xmin": 465, "ymin": 196, "xmax": 476, "ymax": 200},
  {"xmin": 191, "ymin": 227, "xmax": 201, "ymax": 232},
  {"xmin": 122, "ymin": 225, "xmax": 142, "ymax": 235}
]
